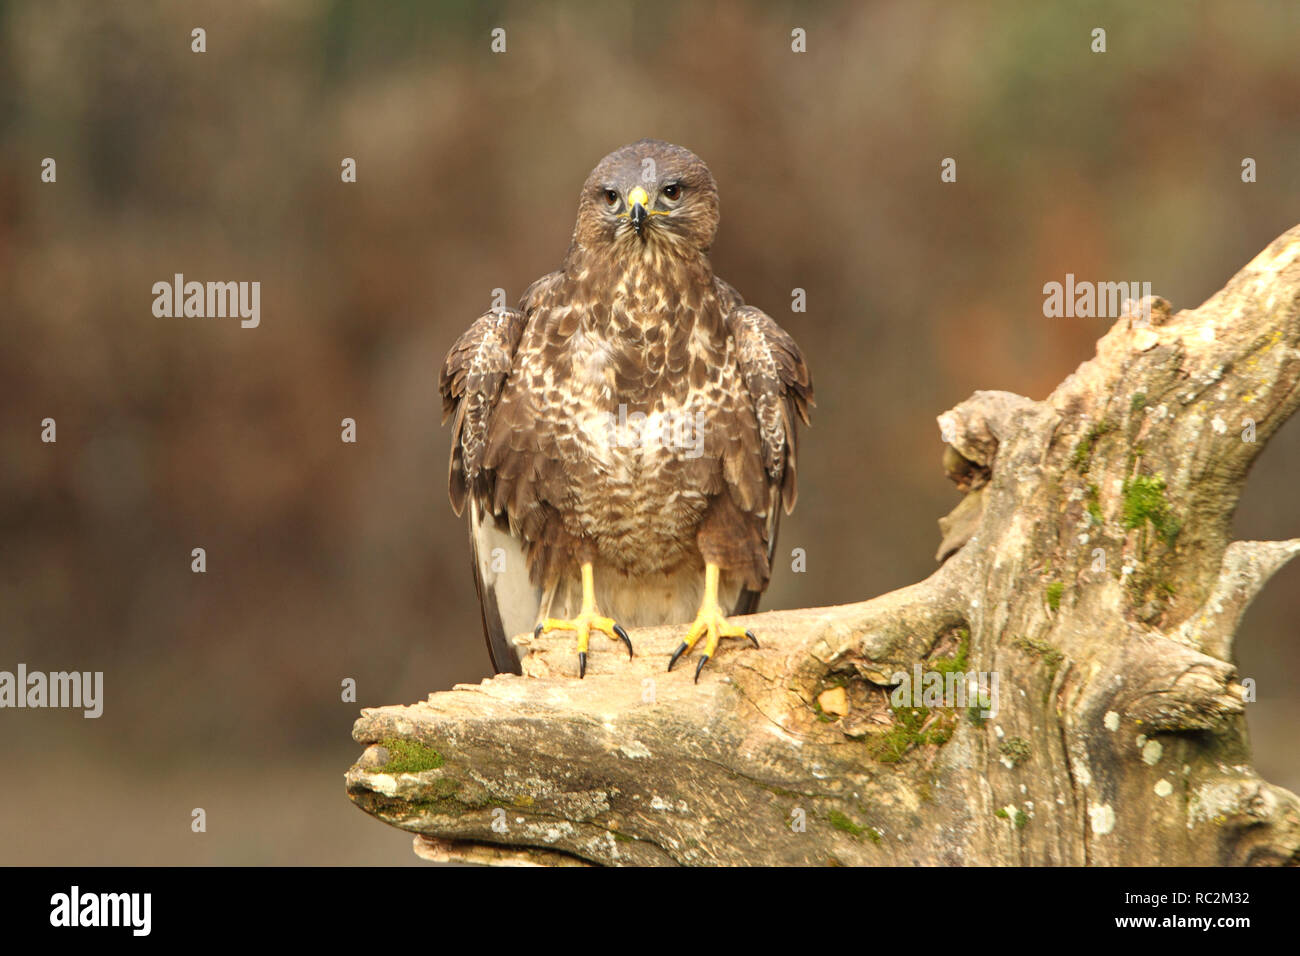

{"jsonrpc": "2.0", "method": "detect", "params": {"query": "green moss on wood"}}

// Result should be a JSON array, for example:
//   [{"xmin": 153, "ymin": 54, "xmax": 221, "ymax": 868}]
[
  {"xmin": 1013, "ymin": 634, "xmax": 1064, "ymax": 669},
  {"xmin": 828, "ymin": 809, "xmax": 867, "ymax": 837},
  {"xmin": 931, "ymin": 627, "xmax": 971, "ymax": 674},
  {"xmin": 967, "ymin": 692, "xmax": 991, "ymax": 727},
  {"xmin": 1085, "ymin": 483, "xmax": 1103, "ymax": 524},
  {"xmin": 1045, "ymin": 581, "xmax": 1064, "ymax": 612},
  {"xmin": 994, "ymin": 806, "xmax": 1029, "ymax": 828},
  {"xmin": 371, "ymin": 738, "xmax": 446, "ymax": 774},
  {"xmin": 1122, "ymin": 473, "xmax": 1180, "ymax": 547},
  {"xmin": 431, "ymin": 777, "xmax": 460, "ymax": 798},
  {"xmin": 999, "ymin": 737, "xmax": 1032, "ymax": 766},
  {"xmin": 1071, "ymin": 419, "xmax": 1116, "ymax": 472},
  {"xmin": 870, "ymin": 705, "xmax": 957, "ymax": 762}
]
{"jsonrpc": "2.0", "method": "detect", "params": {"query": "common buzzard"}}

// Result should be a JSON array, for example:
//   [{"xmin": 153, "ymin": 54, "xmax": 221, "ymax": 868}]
[{"xmin": 440, "ymin": 139, "xmax": 812, "ymax": 680}]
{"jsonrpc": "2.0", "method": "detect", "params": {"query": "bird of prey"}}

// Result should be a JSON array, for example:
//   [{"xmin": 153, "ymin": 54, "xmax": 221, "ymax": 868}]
[{"xmin": 440, "ymin": 139, "xmax": 812, "ymax": 680}]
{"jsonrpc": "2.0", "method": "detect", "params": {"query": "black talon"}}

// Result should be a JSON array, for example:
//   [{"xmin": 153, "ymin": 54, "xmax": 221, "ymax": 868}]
[
  {"xmin": 578, "ymin": 651, "xmax": 587, "ymax": 679},
  {"xmin": 667, "ymin": 642, "xmax": 689, "ymax": 672},
  {"xmin": 746, "ymin": 629, "xmax": 759, "ymax": 648},
  {"xmin": 694, "ymin": 654, "xmax": 711, "ymax": 683},
  {"xmin": 613, "ymin": 623, "xmax": 634, "ymax": 659},
  {"xmin": 534, "ymin": 623, "xmax": 544, "ymax": 639}
]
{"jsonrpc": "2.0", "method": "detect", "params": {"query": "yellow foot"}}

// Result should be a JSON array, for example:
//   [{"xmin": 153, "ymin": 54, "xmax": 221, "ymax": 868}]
[
  {"xmin": 667, "ymin": 604, "xmax": 759, "ymax": 683},
  {"xmin": 534, "ymin": 611, "xmax": 633, "ymax": 679}
]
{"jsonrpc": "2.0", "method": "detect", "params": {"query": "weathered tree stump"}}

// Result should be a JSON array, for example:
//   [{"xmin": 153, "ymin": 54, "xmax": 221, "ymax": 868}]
[{"xmin": 347, "ymin": 226, "xmax": 1300, "ymax": 866}]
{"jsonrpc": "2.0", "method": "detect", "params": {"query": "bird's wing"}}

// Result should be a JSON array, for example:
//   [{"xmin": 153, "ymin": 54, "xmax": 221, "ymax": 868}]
[
  {"xmin": 439, "ymin": 289, "xmax": 546, "ymax": 673},
  {"xmin": 716, "ymin": 279, "xmax": 815, "ymax": 613},
  {"xmin": 439, "ymin": 306, "xmax": 529, "ymax": 516}
]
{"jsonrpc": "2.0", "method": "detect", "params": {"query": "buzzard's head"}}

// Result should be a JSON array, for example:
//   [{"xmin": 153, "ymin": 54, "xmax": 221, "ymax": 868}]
[{"xmin": 573, "ymin": 139, "xmax": 720, "ymax": 258}]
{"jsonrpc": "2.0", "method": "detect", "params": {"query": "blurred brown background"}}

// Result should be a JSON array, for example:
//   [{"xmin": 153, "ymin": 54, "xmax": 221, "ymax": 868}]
[{"xmin": 1, "ymin": 0, "xmax": 1297, "ymax": 864}]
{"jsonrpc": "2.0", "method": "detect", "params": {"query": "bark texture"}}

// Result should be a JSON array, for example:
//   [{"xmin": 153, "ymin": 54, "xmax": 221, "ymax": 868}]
[{"xmin": 348, "ymin": 225, "xmax": 1300, "ymax": 865}]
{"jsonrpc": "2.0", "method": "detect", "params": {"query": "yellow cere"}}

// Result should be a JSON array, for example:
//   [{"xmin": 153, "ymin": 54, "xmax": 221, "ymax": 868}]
[{"xmin": 617, "ymin": 185, "xmax": 669, "ymax": 219}]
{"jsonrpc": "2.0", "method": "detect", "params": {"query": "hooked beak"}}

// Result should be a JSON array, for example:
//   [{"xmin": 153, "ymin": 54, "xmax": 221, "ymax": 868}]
[{"xmin": 627, "ymin": 185, "xmax": 650, "ymax": 236}]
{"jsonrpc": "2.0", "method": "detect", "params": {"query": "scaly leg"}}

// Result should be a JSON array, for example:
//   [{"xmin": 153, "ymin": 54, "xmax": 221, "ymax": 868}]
[
  {"xmin": 667, "ymin": 562, "xmax": 759, "ymax": 682},
  {"xmin": 534, "ymin": 562, "xmax": 633, "ymax": 678}
]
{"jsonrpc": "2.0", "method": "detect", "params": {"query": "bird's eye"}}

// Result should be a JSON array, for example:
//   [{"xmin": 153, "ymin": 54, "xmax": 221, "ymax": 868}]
[
  {"xmin": 603, "ymin": 189, "xmax": 619, "ymax": 206},
  {"xmin": 662, "ymin": 183, "xmax": 682, "ymax": 200}
]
